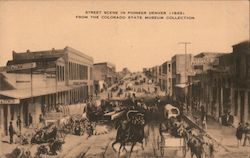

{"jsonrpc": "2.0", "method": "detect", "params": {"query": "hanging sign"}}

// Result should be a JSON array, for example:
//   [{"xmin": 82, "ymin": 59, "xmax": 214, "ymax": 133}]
[{"xmin": 0, "ymin": 99, "xmax": 20, "ymax": 104}]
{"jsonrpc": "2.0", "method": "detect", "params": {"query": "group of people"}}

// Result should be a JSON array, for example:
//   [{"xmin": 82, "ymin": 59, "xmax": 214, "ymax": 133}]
[
  {"xmin": 236, "ymin": 122, "xmax": 250, "ymax": 147},
  {"xmin": 9, "ymin": 114, "xmax": 33, "ymax": 144},
  {"xmin": 42, "ymin": 103, "xmax": 71, "ymax": 116}
]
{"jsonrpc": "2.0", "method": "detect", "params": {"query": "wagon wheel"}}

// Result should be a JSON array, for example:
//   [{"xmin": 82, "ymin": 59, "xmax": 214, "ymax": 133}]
[
  {"xmin": 160, "ymin": 137, "xmax": 165, "ymax": 156},
  {"xmin": 160, "ymin": 146, "xmax": 164, "ymax": 156},
  {"xmin": 157, "ymin": 136, "xmax": 161, "ymax": 150},
  {"xmin": 181, "ymin": 145, "xmax": 186, "ymax": 157}
]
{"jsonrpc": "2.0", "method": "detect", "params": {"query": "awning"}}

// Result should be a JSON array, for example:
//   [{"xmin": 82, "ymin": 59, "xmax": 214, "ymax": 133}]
[{"xmin": 0, "ymin": 85, "xmax": 85, "ymax": 99}]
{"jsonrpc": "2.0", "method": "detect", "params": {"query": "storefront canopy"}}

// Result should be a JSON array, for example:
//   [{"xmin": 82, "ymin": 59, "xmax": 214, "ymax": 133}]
[{"xmin": 0, "ymin": 85, "xmax": 84, "ymax": 99}]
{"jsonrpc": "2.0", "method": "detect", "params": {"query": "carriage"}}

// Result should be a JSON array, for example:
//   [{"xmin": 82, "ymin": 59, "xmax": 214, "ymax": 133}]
[
  {"xmin": 157, "ymin": 104, "xmax": 187, "ymax": 157},
  {"xmin": 157, "ymin": 132, "xmax": 187, "ymax": 157}
]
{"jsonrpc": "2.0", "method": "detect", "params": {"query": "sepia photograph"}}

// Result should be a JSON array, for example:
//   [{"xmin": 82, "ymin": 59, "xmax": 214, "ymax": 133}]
[{"xmin": 0, "ymin": 0, "xmax": 249, "ymax": 157}]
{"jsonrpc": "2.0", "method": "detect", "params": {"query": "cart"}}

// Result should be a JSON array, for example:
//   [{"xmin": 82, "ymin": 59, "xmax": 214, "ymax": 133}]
[{"xmin": 157, "ymin": 132, "xmax": 187, "ymax": 157}]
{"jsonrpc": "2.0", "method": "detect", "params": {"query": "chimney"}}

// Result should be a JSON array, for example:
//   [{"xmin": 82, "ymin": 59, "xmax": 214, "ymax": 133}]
[{"xmin": 12, "ymin": 51, "xmax": 16, "ymax": 59}]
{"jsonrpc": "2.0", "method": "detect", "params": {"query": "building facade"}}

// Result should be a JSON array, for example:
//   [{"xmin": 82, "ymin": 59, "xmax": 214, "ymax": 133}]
[
  {"xmin": 191, "ymin": 52, "xmax": 223, "ymax": 113},
  {"xmin": 0, "ymin": 47, "xmax": 94, "ymax": 135},
  {"xmin": 171, "ymin": 54, "xmax": 192, "ymax": 102},
  {"xmin": 199, "ymin": 41, "xmax": 250, "ymax": 124},
  {"xmin": 93, "ymin": 62, "xmax": 117, "ymax": 88}
]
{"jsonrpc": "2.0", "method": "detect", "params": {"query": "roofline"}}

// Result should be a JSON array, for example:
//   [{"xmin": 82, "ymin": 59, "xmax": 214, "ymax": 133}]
[
  {"xmin": 12, "ymin": 46, "xmax": 94, "ymax": 62},
  {"xmin": 194, "ymin": 52, "xmax": 228, "ymax": 57},
  {"xmin": 64, "ymin": 46, "xmax": 93, "ymax": 62},
  {"xmin": 232, "ymin": 40, "xmax": 250, "ymax": 47},
  {"xmin": 94, "ymin": 62, "xmax": 116, "ymax": 67}
]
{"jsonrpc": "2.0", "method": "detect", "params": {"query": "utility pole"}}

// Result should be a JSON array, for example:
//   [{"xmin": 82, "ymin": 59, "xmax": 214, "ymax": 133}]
[{"xmin": 178, "ymin": 42, "xmax": 191, "ymax": 114}]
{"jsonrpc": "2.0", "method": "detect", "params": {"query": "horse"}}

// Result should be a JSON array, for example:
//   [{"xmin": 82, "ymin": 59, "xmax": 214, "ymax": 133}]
[
  {"xmin": 126, "ymin": 123, "xmax": 145, "ymax": 158},
  {"xmin": 112, "ymin": 117, "xmax": 146, "ymax": 158},
  {"xmin": 112, "ymin": 120, "xmax": 130, "ymax": 155},
  {"xmin": 187, "ymin": 130, "xmax": 215, "ymax": 158},
  {"xmin": 187, "ymin": 134, "xmax": 204, "ymax": 158}
]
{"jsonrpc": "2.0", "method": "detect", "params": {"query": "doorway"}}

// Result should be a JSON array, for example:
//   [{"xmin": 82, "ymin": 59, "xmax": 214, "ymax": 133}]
[
  {"xmin": 240, "ymin": 91, "xmax": 245, "ymax": 122},
  {"xmin": 3, "ymin": 106, "xmax": 8, "ymax": 135},
  {"xmin": 23, "ymin": 102, "xmax": 29, "ymax": 127}
]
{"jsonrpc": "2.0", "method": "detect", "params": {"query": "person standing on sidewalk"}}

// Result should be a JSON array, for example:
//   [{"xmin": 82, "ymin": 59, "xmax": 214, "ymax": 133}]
[
  {"xmin": 236, "ymin": 122, "xmax": 244, "ymax": 147},
  {"xmin": 28, "ymin": 113, "xmax": 33, "ymax": 128},
  {"xmin": 243, "ymin": 122, "xmax": 250, "ymax": 146},
  {"xmin": 9, "ymin": 121, "xmax": 14, "ymax": 144},
  {"xmin": 16, "ymin": 115, "xmax": 22, "ymax": 133}
]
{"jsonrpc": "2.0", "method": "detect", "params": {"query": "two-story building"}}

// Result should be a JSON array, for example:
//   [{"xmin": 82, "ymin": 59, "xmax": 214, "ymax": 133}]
[
  {"xmin": 0, "ymin": 46, "xmax": 94, "ymax": 135},
  {"xmin": 171, "ymin": 54, "xmax": 192, "ymax": 103},
  {"xmin": 93, "ymin": 62, "xmax": 117, "ymax": 88}
]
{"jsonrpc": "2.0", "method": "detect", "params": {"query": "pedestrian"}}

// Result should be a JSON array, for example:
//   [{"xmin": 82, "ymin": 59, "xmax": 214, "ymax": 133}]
[
  {"xmin": 42, "ymin": 104, "xmax": 47, "ymax": 116},
  {"xmin": 243, "ymin": 122, "xmax": 250, "ymax": 146},
  {"xmin": 236, "ymin": 122, "xmax": 244, "ymax": 147},
  {"xmin": 226, "ymin": 112, "xmax": 234, "ymax": 126},
  {"xmin": 201, "ymin": 105, "xmax": 205, "ymax": 121},
  {"xmin": 28, "ymin": 113, "xmax": 33, "ymax": 128},
  {"xmin": 9, "ymin": 121, "xmax": 14, "ymax": 144},
  {"xmin": 39, "ymin": 114, "xmax": 45, "ymax": 127},
  {"xmin": 16, "ymin": 115, "xmax": 22, "ymax": 133},
  {"xmin": 202, "ymin": 115, "xmax": 207, "ymax": 131}
]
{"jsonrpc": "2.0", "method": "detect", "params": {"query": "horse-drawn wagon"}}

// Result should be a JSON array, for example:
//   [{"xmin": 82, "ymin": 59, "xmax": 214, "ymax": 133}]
[
  {"xmin": 157, "ymin": 104, "xmax": 187, "ymax": 157},
  {"xmin": 157, "ymin": 132, "xmax": 187, "ymax": 157}
]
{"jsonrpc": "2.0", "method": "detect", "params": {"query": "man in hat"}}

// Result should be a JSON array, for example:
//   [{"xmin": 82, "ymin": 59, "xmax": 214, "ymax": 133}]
[
  {"xmin": 9, "ymin": 121, "xmax": 14, "ymax": 144},
  {"xmin": 16, "ymin": 115, "xmax": 22, "ymax": 133}
]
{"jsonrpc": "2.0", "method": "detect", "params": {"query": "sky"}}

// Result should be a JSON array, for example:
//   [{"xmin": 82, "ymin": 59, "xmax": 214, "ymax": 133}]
[{"xmin": 0, "ymin": 1, "xmax": 249, "ymax": 72}]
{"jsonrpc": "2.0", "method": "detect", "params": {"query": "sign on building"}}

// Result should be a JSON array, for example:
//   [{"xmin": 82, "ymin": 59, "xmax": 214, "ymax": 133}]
[
  {"xmin": 0, "ymin": 99, "xmax": 20, "ymax": 104},
  {"xmin": 192, "ymin": 58, "xmax": 219, "ymax": 65},
  {"xmin": 0, "ymin": 62, "xmax": 36, "ymax": 72}
]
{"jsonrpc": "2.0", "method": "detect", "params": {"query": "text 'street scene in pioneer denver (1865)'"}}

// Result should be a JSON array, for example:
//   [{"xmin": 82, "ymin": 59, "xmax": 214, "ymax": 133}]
[{"xmin": 0, "ymin": 1, "xmax": 249, "ymax": 158}]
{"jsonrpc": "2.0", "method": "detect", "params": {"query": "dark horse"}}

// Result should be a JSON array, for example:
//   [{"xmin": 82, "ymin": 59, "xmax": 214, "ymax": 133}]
[
  {"xmin": 112, "ymin": 119, "xmax": 145, "ymax": 158},
  {"xmin": 187, "ymin": 131, "xmax": 215, "ymax": 158}
]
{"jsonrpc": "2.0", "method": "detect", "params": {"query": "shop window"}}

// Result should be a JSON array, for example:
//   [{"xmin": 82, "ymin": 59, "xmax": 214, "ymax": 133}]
[{"xmin": 62, "ymin": 66, "xmax": 65, "ymax": 81}]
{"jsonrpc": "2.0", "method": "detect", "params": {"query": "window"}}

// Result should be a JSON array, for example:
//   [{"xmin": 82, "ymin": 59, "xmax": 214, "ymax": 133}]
[
  {"xmin": 69, "ymin": 62, "xmax": 72, "ymax": 80},
  {"xmin": 79, "ymin": 65, "xmax": 88, "ymax": 80},
  {"xmin": 56, "ymin": 66, "xmax": 60, "ymax": 81},
  {"xmin": 90, "ymin": 67, "xmax": 93, "ymax": 80},
  {"xmin": 62, "ymin": 66, "xmax": 64, "ymax": 81}
]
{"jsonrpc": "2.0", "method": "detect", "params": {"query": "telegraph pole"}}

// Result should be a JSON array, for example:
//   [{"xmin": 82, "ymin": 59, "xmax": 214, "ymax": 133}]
[{"xmin": 178, "ymin": 42, "xmax": 191, "ymax": 114}]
